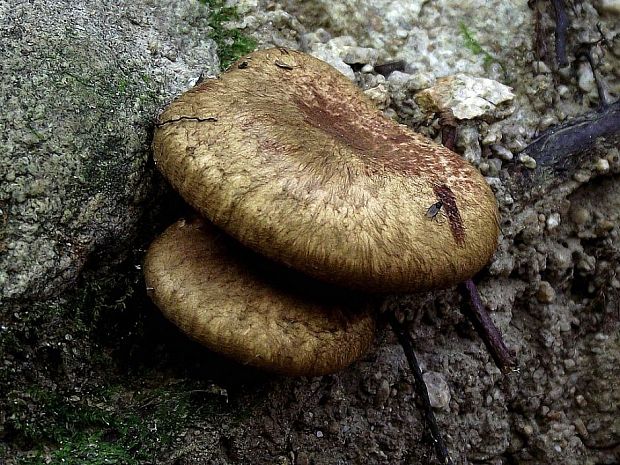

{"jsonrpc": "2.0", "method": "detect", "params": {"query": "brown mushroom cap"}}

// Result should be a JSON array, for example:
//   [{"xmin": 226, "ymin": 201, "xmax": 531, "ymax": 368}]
[
  {"xmin": 153, "ymin": 48, "xmax": 500, "ymax": 293},
  {"xmin": 144, "ymin": 217, "xmax": 376, "ymax": 376}
]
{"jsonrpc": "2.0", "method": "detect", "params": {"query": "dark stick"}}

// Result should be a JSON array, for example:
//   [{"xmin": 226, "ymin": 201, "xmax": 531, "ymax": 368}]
[
  {"xmin": 436, "ymin": 109, "xmax": 516, "ymax": 373},
  {"xmin": 155, "ymin": 115, "xmax": 218, "ymax": 127},
  {"xmin": 388, "ymin": 312, "xmax": 454, "ymax": 465},
  {"xmin": 458, "ymin": 279, "xmax": 516, "ymax": 373},
  {"xmin": 551, "ymin": 0, "xmax": 569, "ymax": 68},
  {"xmin": 374, "ymin": 60, "xmax": 406, "ymax": 77},
  {"xmin": 439, "ymin": 109, "xmax": 457, "ymax": 151},
  {"xmin": 505, "ymin": 100, "xmax": 620, "ymax": 203},
  {"xmin": 576, "ymin": 46, "xmax": 612, "ymax": 107}
]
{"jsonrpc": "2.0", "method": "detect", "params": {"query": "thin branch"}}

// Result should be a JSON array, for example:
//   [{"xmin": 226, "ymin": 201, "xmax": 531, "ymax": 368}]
[
  {"xmin": 551, "ymin": 0, "xmax": 570, "ymax": 68},
  {"xmin": 155, "ymin": 116, "xmax": 218, "ymax": 127},
  {"xmin": 458, "ymin": 279, "xmax": 516, "ymax": 373},
  {"xmin": 436, "ymin": 109, "xmax": 516, "ymax": 373},
  {"xmin": 388, "ymin": 312, "xmax": 454, "ymax": 465},
  {"xmin": 439, "ymin": 109, "xmax": 457, "ymax": 151},
  {"xmin": 575, "ymin": 45, "xmax": 612, "ymax": 107},
  {"xmin": 374, "ymin": 60, "xmax": 406, "ymax": 77}
]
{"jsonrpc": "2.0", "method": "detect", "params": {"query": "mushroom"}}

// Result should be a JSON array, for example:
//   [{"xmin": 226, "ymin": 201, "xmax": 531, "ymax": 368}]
[
  {"xmin": 144, "ymin": 217, "xmax": 376, "ymax": 376},
  {"xmin": 153, "ymin": 48, "xmax": 499, "ymax": 292}
]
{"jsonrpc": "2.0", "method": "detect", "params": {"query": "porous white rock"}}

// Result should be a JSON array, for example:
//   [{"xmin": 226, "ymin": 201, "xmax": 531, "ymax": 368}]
[
  {"xmin": 415, "ymin": 74, "xmax": 515, "ymax": 120},
  {"xmin": 423, "ymin": 371, "xmax": 451, "ymax": 410}
]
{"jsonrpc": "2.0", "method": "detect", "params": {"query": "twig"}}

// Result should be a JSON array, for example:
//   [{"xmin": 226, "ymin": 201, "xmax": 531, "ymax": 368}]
[
  {"xmin": 551, "ymin": 0, "xmax": 570, "ymax": 68},
  {"xmin": 529, "ymin": 1, "xmax": 548, "ymax": 69},
  {"xmin": 458, "ymin": 279, "xmax": 517, "ymax": 373},
  {"xmin": 576, "ymin": 45, "xmax": 612, "ymax": 107},
  {"xmin": 505, "ymin": 100, "xmax": 620, "ymax": 203},
  {"xmin": 436, "ymin": 109, "xmax": 516, "ymax": 373},
  {"xmin": 374, "ymin": 60, "xmax": 406, "ymax": 77},
  {"xmin": 439, "ymin": 109, "xmax": 457, "ymax": 151},
  {"xmin": 155, "ymin": 116, "xmax": 218, "ymax": 127},
  {"xmin": 388, "ymin": 312, "xmax": 454, "ymax": 465}
]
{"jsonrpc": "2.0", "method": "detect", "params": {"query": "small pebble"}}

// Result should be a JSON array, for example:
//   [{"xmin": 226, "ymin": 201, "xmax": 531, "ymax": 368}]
[
  {"xmin": 563, "ymin": 358, "xmax": 576, "ymax": 369},
  {"xmin": 375, "ymin": 379, "xmax": 391, "ymax": 407},
  {"xmin": 574, "ymin": 418, "xmax": 588, "ymax": 437},
  {"xmin": 491, "ymin": 144, "xmax": 514, "ymax": 161},
  {"xmin": 573, "ymin": 171, "xmax": 591, "ymax": 183},
  {"xmin": 364, "ymin": 84, "xmax": 389, "ymax": 109},
  {"xmin": 486, "ymin": 158, "xmax": 502, "ymax": 177},
  {"xmin": 546, "ymin": 212, "xmax": 561, "ymax": 230},
  {"xmin": 532, "ymin": 61, "xmax": 551, "ymax": 73},
  {"xmin": 540, "ymin": 115, "xmax": 558, "ymax": 130},
  {"xmin": 518, "ymin": 154, "xmax": 537, "ymax": 169},
  {"xmin": 557, "ymin": 85, "xmax": 570, "ymax": 98},
  {"xmin": 537, "ymin": 281, "xmax": 556, "ymax": 303},
  {"xmin": 595, "ymin": 158, "xmax": 610, "ymax": 173},
  {"xmin": 596, "ymin": 219, "xmax": 614, "ymax": 233},
  {"xmin": 570, "ymin": 207, "xmax": 590, "ymax": 225},
  {"xmin": 423, "ymin": 371, "xmax": 451, "ymax": 410},
  {"xmin": 577, "ymin": 62, "xmax": 596, "ymax": 94}
]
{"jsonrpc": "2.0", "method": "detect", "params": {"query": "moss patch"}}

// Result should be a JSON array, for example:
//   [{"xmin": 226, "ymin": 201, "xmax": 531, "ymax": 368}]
[
  {"xmin": 459, "ymin": 22, "xmax": 506, "ymax": 74},
  {"xmin": 1, "ymin": 249, "xmax": 234, "ymax": 464},
  {"xmin": 10, "ymin": 384, "xmax": 207, "ymax": 465},
  {"xmin": 200, "ymin": 0, "xmax": 258, "ymax": 69}
]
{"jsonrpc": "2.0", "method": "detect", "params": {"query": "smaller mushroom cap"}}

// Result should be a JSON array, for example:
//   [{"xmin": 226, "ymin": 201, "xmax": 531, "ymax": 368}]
[{"xmin": 144, "ymin": 218, "xmax": 376, "ymax": 376}]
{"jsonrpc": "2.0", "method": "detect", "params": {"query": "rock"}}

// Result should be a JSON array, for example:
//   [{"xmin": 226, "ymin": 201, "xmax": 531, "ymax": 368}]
[
  {"xmin": 518, "ymin": 154, "xmax": 537, "ymax": 169},
  {"xmin": 387, "ymin": 70, "xmax": 433, "ymax": 92},
  {"xmin": 414, "ymin": 74, "xmax": 515, "ymax": 120},
  {"xmin": 533, "ymin": 61, "xmax": 552, "ymax": 74},
  {"xmin": 537, "ymin": 281, "xmax": 556, "ymax": 303},
  {"xmin": 546, "ymin": 213, "xmax": 561, "ymax": 231},
  {"xmin": 422, "ymin": 371, "xmax": 451, "ymax": 410},
  {"xmin": 598, "ymin": 0, "xmax": 620, "ymax": 14},
  {"xmin": 457, "ymin": 125, "xmax": 482, "ymax": 164},
  {"xmin": 307, "ymin": 37, "xmax": 357, "ymax": 80},
  {"xmin": 570, "ymin": 207, "xmax": 591, "ymax": 225},
  {"xmin": 491, "ymin": 144, "xmax": 514, "ymax": 161},
  {"xmin": 577, "ymin": 62, "xmax": 597, "ymax": 95},
  {"xmin": 364, "ymin": 84, "xmax": 390, "ymax": 109},
  {"xmin": 595, "ymin": 158, "xmax": 610, "ymax": 173},
  {"xmin": 0, "ymin": 1, "xmax": 218, "ymax": 303},
  {"xmin": 340, "ymin": 46, "xmax": 380, "ymax": 66}
]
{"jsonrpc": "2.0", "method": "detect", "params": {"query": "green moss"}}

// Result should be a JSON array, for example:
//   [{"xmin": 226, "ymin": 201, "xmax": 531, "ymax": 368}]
[
  {"xmin": 13, "ymin": 386, "xmax": 194, "ymax": 465},
  {"xmin": 200, "ymin": 0, "xmax": 258, "ymax": 69},
  {"xmin": 2, "ymin": 250, "xmax": 239, "ymax": 464},
  {"xmin": 459, "ymin": 22, "xmax": 505, "ymax": 73}
]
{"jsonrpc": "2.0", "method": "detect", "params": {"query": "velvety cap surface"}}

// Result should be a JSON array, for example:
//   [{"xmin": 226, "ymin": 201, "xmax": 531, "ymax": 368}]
[
  {"xmin": 144, "ymin": 218, "xmax": 376, "ymax": 376},
  {"xmin": 153, "ymin": 48, "xmax": 500, "ymax": 292}
]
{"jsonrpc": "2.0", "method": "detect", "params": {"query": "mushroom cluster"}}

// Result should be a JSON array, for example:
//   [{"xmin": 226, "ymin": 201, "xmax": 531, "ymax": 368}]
[{"xmin": 146, "ymin": 48, "xmax": 499, "ymax": 376}]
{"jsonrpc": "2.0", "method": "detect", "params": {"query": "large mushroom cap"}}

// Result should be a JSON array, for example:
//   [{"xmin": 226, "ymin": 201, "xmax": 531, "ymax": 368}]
[
  {"xmin": 153, "ymin": 48, "xmax": 499, "ymax": 292},
  {"xmin": 144, "ymin": 218, "xmax": 376, "ymax": 376}
]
